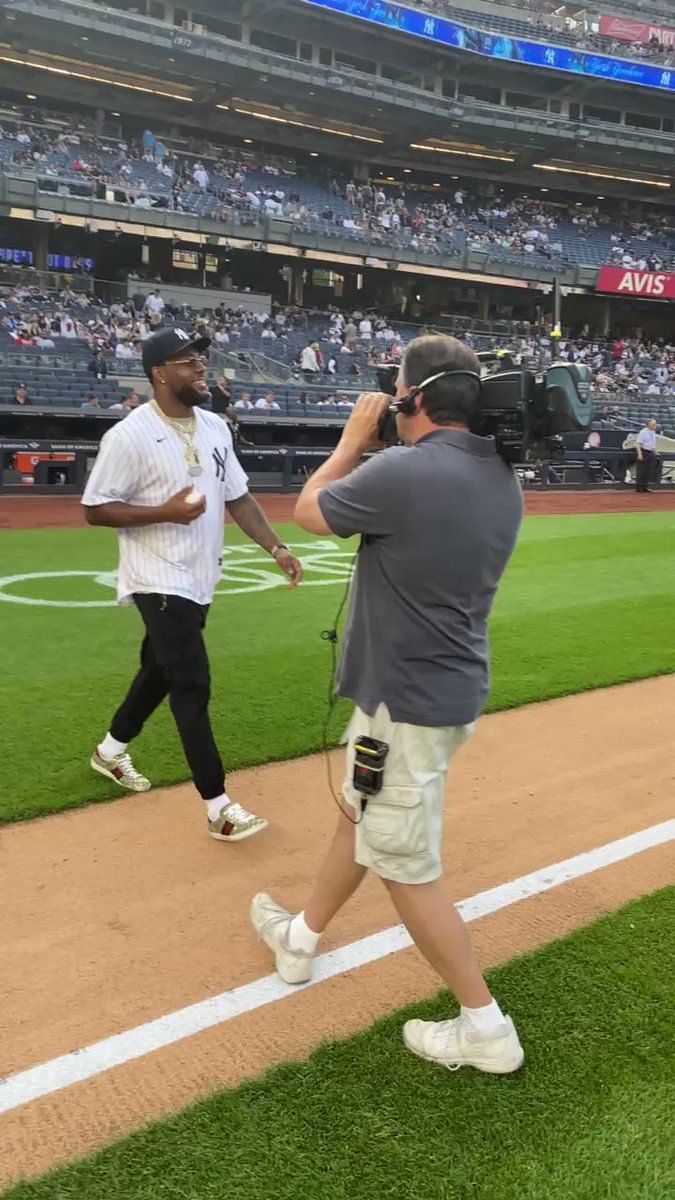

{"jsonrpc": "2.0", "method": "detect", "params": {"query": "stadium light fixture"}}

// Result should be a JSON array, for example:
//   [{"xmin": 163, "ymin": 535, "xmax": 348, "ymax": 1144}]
[
  {"xmin": 411, "ymin": 143, "xmax": 515, "ymax": 163},
  {"xmin": 533, "ymin": 163, "xmax": 670, "ymax": 189},
  {"xmin": 0, "ymin": 55, "xmax": 193, "ymax": 102},
  {"xmin": 229, "ymin": 104, "xmax": 383, "ymax": 143},
  {"xmin": 26, "ymin": 93, "xmax": 36, "ymax": 100}
]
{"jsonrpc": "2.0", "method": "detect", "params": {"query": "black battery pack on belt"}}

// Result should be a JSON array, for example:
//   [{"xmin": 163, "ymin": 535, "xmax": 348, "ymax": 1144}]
[{"xmin": 352, "ymin": 736, "xmax": 389, "ymax": 802}]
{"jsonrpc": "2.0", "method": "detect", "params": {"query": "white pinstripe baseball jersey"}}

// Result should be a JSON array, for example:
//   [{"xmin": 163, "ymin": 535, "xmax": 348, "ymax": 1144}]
[{"xmin": 82, "ymin": 403, "xmax": 248, "ymax": 605}]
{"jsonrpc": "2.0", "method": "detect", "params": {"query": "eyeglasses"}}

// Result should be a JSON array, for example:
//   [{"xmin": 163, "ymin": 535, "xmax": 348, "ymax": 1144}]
[{"xmin": 166, "ymin": 355, "xmax": 208, "ymax": 369}]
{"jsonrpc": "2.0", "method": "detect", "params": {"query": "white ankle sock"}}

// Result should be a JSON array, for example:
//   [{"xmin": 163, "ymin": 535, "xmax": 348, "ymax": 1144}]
[
  {"xmin": 98, "ymin": 732, "xmax": 127, "ymax": 759},
  {"xmin": 461, "ymin": 998, "xmax": 506, "ymax": 1038},
  {"xmin": 205, "ymin": 793, "xmax": 230, "ymax": 822},
  {"xmin": 287, "ymin": 912, "xmax": 321, "ymax": 955}
]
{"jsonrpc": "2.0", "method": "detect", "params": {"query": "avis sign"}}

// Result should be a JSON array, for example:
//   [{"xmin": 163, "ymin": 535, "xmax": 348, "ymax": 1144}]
[{"xmin": 595, "ymin": 267, "xmax": 675, "ymax": 301}]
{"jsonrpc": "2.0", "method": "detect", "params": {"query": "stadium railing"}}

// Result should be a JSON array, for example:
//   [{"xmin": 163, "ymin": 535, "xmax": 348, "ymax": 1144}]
[
  {"xmin": 22, "ymin": 0, "xmax": 675, "ymax": 73},
  {"xmin": 444, "ymin": 1, "xmax": 673, "ymax": 20}
]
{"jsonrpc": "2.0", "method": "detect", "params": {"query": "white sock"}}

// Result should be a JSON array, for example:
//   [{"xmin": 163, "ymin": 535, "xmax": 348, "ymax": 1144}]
[
  {"xmin": 461, "ymin": 998, "xmax": 506, "ymax": 1038},
  {"xmin": 287, "ymin": 911, "xmax": 321, "ymax": 955},
  {"xmin": 98, "ymin": 732, "xmax": 127, "ymax": 759},
  {"xmin": 205, "ymin": 793, "xmax": 230, "ymax": 822}
]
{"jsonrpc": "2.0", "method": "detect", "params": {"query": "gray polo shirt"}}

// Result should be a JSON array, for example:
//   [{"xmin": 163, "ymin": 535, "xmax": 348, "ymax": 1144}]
[{"xmin": 318, "ymin": 429, "xmax": 523, "ymax": 727}]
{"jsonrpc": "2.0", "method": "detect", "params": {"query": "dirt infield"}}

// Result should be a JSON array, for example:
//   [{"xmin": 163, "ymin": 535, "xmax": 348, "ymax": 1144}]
[
  {"xmin": 1, "ymin": 675, "xmax": 673, "ymax": 1188},
  {"xmin": 2, "ymin": 488, "xmax": 675, "ymax": 530}
]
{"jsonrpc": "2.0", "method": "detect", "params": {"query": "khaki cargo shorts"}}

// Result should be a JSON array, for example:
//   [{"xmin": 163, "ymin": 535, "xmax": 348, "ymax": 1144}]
[{"xmin": 342, "ymin": 703, "xmax": 474, "ymax": 885}]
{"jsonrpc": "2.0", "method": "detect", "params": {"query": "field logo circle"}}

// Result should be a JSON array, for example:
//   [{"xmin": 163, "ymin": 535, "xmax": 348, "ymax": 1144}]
[{"xmin": 0, "ymin": 541, "xmax": 354, "ymax": 607}]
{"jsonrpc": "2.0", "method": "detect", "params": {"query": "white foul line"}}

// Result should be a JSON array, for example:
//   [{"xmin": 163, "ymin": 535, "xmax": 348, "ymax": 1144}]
[{"xmin": 1, "ymin": 819, "xmax": 673, "ymax": 1117}]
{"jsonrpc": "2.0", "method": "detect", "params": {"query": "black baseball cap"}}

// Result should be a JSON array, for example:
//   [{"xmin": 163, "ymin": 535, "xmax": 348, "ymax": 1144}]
[{"xmin": 142, "ymin": 327, "xmax": 211, "ymax": 382}]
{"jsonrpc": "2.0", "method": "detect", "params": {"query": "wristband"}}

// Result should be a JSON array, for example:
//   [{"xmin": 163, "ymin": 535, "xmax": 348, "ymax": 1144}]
[{"xmin": 270, "ymin": 543, "xmax": 289, "ymax": 558}]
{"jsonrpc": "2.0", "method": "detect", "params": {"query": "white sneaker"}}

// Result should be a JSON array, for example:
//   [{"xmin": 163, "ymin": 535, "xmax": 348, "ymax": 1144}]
[
  {"xmin": 403, "ymin": 1014, "xmax": 524, "ymax": 1074},
  {"xmin": 250, "ymin": 893, "xmax": 314, "ymax": 985}
]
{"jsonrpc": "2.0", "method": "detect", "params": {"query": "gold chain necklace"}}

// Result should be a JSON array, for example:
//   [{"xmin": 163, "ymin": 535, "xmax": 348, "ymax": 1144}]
[{"xmin": 151, "ymin": 398, "xmax": 202, "ymax": 477}]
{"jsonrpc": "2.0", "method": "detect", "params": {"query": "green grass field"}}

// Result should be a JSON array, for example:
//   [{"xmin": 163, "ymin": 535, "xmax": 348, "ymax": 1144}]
[
  {"xmin": 2, "ymin": 511, "xmax": 675, "ymax": 823},
  {"xmin": 5, "ymin": 888, "xmax": 673, "ymax": 1200}
]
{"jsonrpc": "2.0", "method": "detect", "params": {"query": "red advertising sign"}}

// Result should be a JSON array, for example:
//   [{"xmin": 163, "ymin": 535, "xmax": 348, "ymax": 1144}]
[
  {"xmin": 598, "ymin": 15, "xmax": 675, "ymax": 48},
  {"xmin": 596, "ymin": 267, "xmax": 675, "ymax": 300}
]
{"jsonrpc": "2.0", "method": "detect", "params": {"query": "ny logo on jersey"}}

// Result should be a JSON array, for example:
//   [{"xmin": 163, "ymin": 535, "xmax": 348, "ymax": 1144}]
[{"xmin": 213, "ymin": 445, "xmax": 228, "ymax": 481}]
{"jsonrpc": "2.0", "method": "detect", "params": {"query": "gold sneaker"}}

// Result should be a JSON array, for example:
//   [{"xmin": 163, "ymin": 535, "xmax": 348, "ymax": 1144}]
[
  {"xmin": 90, "ymin": 748, "xmax": 151, "ymax": 793},
  {"xmin": 208, "ymin": 801, "xmax": 268, "ymax": 842}
]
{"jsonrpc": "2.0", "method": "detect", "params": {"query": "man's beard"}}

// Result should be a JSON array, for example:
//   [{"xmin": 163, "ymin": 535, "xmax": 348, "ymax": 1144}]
[{"xmin": 174, "ymin": 381, "xmax": 211, "ymax": 409}]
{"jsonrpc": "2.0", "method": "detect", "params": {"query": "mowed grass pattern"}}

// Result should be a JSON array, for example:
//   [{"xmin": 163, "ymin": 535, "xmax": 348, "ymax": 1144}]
[
  {"xmin": 4, "ymin": 889, "xmax": 673, "ymax": 1200},
  {"xmin": 1, "ymin": 512, "xmax": 675, "ymax": 822}
]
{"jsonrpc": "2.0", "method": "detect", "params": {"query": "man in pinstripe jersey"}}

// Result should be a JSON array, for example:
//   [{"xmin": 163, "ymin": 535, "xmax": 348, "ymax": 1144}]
[{"xmin": 82, "ymin": 327, "xmax": 303, "ymax": 842}]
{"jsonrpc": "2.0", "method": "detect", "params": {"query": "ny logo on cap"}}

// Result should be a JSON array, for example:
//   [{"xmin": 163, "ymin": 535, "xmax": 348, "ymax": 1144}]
[{"xmin": 175, "ymin": 329, "xmax": 190, "ymax": 341}]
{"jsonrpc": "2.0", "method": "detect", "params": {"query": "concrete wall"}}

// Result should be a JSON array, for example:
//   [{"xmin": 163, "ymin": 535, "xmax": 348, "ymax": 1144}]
[{"xmin": 126, "ymin": 281, "xmax": 271, "ymax": 313}]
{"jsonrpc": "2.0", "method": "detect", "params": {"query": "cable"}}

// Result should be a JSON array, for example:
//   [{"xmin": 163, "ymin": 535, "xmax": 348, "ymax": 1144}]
[{"xmin": 320, "ymin": 548, "xmax": 363, "ymax": 825}]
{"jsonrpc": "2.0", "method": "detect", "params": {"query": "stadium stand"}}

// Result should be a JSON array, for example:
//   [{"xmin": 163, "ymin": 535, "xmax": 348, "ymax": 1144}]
[
  {"xmin": 1, "ymin": 0, "xmax": 675, "ymax": 484},
  {"xmin": 481, "ymin": 0, "xmax": 673, "ymax": 23},
  {"xmin": 73, "ymin": 0, "xmax": 675, "ymax": 66},
  {"xmin": 1, "ymin": 114, "xmax": 674, "ymax": 273},
  {"xmin": 2, "ymin": 279, "xmax": 675, "ymax": 434},
  {"xmin": 403, "ymin": 2, "xmax": 675, "ymax": 65}
]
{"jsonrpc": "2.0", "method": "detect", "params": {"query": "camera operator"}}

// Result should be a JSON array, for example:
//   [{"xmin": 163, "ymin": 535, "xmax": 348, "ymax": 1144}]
[{"xmin": 251, "ymin": 334, "xmax": 525, "ymax": 1074}]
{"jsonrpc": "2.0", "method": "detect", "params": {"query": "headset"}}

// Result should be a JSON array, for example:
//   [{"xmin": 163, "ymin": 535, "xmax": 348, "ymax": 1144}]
[
  {"xmin": 378, "ymin": 363, "xmax": 484, "ymax": 436},
  {"xmin": 399, "ymin": 366, "xmax": 482, "ymax": 411}
]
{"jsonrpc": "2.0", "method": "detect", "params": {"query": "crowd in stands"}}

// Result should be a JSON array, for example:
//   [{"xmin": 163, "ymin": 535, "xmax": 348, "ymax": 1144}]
[
  {"xmin": 0, "ymin": 282, "xmax": 160, "ymax": 358},
  {"xmin": 0, "ymin": 285, "xmax": 402, "ymax": 376},
  {"xmin": 553, "ymin": 335, "xmax": 675, "ymax": 403},
  {"xmin": 3, "ymin": 277, "xmax": 675, "ymax": 431},
  {"xmin": 187, "ymin": 325, "xmax": 675, "ymax": 435},
  {"xmin": 0, "ymin": 118, "xmax": 292, "ymax": 214},
  {"xmin": 606, "ymin": 220, "xmax": 674, "ymax": 272},
  {"xmin": 2, "ymin": 110, "xmax": 674, "ymax": 273},
  {"xmin": 326, "ymin": 185, "xmax": 675, "ymax": 270}
]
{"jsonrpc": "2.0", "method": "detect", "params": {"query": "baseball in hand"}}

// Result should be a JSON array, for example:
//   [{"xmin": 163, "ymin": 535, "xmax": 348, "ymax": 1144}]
[{"xmin": 186, "ymin": 488, "xmax": 201, "ymax": 505}]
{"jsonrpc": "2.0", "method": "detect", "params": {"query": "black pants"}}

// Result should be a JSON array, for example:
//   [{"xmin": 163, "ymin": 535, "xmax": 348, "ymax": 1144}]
[
  {"xmin": 636, "ymin": 450, "xmax": 658, "ymax": 492},
  {"xmin": 110, "ymin": 593, "xmax": 225, "ymax": 801}
]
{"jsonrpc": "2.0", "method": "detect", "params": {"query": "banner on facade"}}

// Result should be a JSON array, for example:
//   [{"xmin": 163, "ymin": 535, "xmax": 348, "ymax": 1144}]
[
  {"xmin": 595, "ymin": 267, "xmax": 675, "ymax": 299},
  {"xmin": 598, "ymin": 15, "xmax": 675, "ymax": 49}
]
